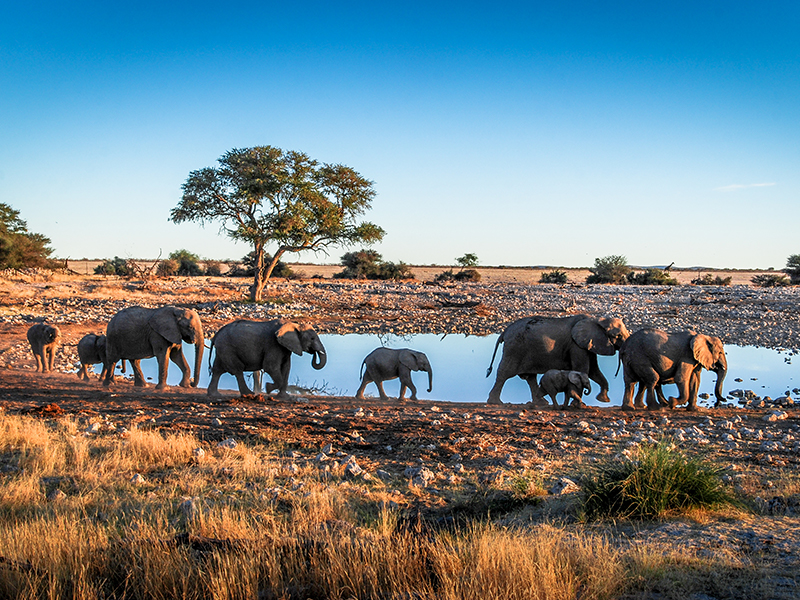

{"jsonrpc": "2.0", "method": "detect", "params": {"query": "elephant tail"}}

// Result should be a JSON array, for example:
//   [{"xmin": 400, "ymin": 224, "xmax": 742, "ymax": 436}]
[
  {"xmin": 485, "ymin": 332, "xmax": 504, "ymax": 378},
  {"xmin": 359, "ymin": 359, "xmax": 366, "ymax": 380},
  {"xmin": 615, "ymin": 353, "xmax": 622, "ymax": 378},
  {"xmin": 207, "ymin": 336, "xmax": 216, "ymax": 375}
]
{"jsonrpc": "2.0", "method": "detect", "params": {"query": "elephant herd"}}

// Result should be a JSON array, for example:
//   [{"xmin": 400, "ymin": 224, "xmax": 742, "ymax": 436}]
[
  {"xmin": 486, "ymin": 314, "xmax": 727, "ymax": 411},
  {"xmin": 25, "ymin": 306, "xmax": 727, "ymax": 411}
]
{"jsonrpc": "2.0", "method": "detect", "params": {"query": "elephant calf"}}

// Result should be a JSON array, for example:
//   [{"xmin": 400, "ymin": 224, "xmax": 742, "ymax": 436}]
[
  {"xmin": 356, "ymin": 347, "xmax": 433, "ymax": 401},
  {"xmin": 539, "ymin": 369, "xmax": 591, "ymax": 409},
  {"xmin": 27, "ymin": 323, "xmax": 61, "ymax": 372},
  {"xmin": 77, "ymin": 333, "xmax": 126, "ymax": 380}
]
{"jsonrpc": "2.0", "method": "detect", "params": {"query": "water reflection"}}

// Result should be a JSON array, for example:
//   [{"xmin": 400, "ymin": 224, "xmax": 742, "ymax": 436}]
[{"xmin": 104, "ymin": 334, "xmax": 799, "ymax": 406}]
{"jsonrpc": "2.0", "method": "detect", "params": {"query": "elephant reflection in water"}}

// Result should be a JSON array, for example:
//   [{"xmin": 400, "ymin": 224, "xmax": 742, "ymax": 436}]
[{"xmin": 356, "ymin": 347, "xmax": 433, "ymax": 401}]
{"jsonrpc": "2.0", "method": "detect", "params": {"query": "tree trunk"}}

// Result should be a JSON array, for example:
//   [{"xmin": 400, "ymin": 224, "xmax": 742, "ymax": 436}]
[{"xmin": 250, "ymin": 243, "xmax": 267, "ymax": 302}]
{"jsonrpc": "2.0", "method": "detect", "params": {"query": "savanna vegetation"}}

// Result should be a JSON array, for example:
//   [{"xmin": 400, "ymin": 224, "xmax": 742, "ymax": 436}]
[
  {"xmin": 334, "ymin": 249, "xmax": 414, "ymax": 280},
  {"xmin": 1, "ymin": 412, "xmax": 785, "ymax": 600},
  {"xmin": 170, "ymin": 146, "xmax": 384, "ymax": 301},
  {"xmin": 0, "ymin": 204, "xmax": 56, "ymax": 270}
]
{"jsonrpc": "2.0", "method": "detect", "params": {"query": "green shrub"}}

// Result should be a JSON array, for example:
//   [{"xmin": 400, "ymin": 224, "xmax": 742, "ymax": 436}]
[
  {"xmin": 94, "ymin": 256, "xmax": 131, "ymax": 276},
  {"xmin": 691, "ymin": 273, "xmax": 732, "ymax": 286},
  {"xmin": 168, "ymin": 249, "xmax": 202, "ymax": 276},
  {"xmin": 582, "ymin": 442, "xmax": 733, "ymax": 520},
  {"xmin": 540, "ymin": 269, "xmax": 568, "ymax": 284},
  {"xmin": 586, "ymin": 255, "xmax": 632, "ymax": 284},
  {"xmin": 334, "ymin": 249, "xmax": 414, "ymax": 280},
  {"xmin": 752, "ymin": 273, "xmax": 791, "ymax": 287},
  {"xmin": 156, "ymin": 258, "xmax": 179, "ymax": 277},
  {"xmin": 203, "ymin": 259, "xmax": 223, "ymax": 276},
  {"xmin": 0, "ymin": 203, "xmax": 56, "ymax": 269},
  {"xmin": 455, "ymin": 253, "xmax": 479, "ymax": 268},
  {"xmin": 784, "ymin": 254, "xmax": 800, "ymax": 285},
  {"xmin": 435, "ymin": 268, "xmax": 481, "ymax": 283},
  {"xmin": 627, "ymin": 268, "xmax": 678, "ymax": 286}
]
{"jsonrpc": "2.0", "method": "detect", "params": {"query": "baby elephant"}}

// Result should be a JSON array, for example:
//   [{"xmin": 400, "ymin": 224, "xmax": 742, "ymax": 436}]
[
  {"xmin": 27, "ymin": 323, "xmax": 61, "ymax": 372},
  {"xmin": 76, "ymin": 333, "xmax": 126, "ymax": 380},
  {"xmin": 539, "ymin": 369, "xmax": 591, "ymax": 409},
  {"xmin": 356, "ymin": 347, "xmax": 433, "ymax": 401}
]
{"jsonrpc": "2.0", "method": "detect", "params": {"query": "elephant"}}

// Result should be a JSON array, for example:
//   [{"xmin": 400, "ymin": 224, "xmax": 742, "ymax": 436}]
[
  {"xmin": 103, "ymin": 306, "xmax": 204, "ymax": 390},
  {"xmin": 486, "ymin": 314, "xmax": 630, "ymax": 405},
  {"xmin": 355, "ymin": 347, "xmax": 433, "ymax": 401},
  {"xmin": 76, "ymin": 333, "xmax": 126, "ymax": 380},
  {"xmin": 207, "ymin": 319, "xmax": 327, "ymax": 399},
  {"xmin": 27, "ymin": 323, "xmax": 61, "ymax": 372},
  {"xmin": 619, "ymin": 328, "xmax": 727, "ymax": 411},
  {"xmin": 539, "ymin": 369, "xmax": 592, "ymax": 409}
]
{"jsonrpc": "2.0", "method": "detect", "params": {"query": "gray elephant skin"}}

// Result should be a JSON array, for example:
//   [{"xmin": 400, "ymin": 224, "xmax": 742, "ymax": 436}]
[
  {"xmin": 103, "ymin": 306, "xmax": 205, "ymax": 389},
  {"xmin": 539, "ymin": 369, "xmax": 591, "ymax": 409},
  {"xmin": 356, "ymin": 347, "xmax": 433, "ymax": 401},
  {"xmin": 207, "ymin": 319, "xmax": 327, "ymax": 398},
  {"xmin": 77, "ymin": 333, "xmax": 127, "ymax": 380},
  {"xmin": 619, "ymin": 328, "xmax": 727, "ymax": 411},
  {"xmin": 27, "ymin": 323, "xmax": 61, "ymax": 372},
  {"xmin": 486, "ymin": 314, "xmax": 630, "ymax": 405}
]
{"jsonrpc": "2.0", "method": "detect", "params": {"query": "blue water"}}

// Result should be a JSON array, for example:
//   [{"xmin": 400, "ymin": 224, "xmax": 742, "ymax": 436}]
[{"xmin": 99, "ymin": 334, "xmax": 800, "ymax": 406}]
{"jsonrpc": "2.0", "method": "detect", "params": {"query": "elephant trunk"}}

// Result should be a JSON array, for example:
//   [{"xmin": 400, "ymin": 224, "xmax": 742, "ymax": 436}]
[
  {"xmin": 713, "ymin": 365, "xmax": 726, "ymax": 404},
  {"xmin": 311, "ymin": 348, "xmax": 327, "ymax": 370},
  {"xmin": 191, "ymin": 323, "xmax": 205, "ymax": 387},
  {"xmin": 583, "ymin": 381, "xmax": 592, "ymax": 395},
  {"xmin": 426, "ymin": 366, "xmax": 433, "ymax": 393}
]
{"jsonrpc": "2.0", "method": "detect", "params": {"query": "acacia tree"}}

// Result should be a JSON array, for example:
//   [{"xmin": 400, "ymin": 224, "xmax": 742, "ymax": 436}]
[
  {"xmin": 0, "ymin": 203, "xmax": 54, "ymax": 269},
  {"xmin": 171, "ymin": 146, "xmax": 385, "ymax": 301}
]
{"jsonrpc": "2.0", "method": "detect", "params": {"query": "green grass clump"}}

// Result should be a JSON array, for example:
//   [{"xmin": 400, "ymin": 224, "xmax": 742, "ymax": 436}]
[{"xmin": 582, "ymin": 442, "xmax": 733, "ymax": 520}]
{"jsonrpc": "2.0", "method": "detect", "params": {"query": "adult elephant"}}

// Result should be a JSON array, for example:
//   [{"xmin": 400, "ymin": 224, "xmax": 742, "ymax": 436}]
[
  {"xmin": 103, "ymin": 306, "xmax": 204, "ymax": 390},
  {"xmin": 619, "ymin": 328, "xmax": 727, "ymax": 411},
  {"xmin": 207, "ymin": 319, "xmax": 327, "ymax": 399},
  {"xmin": 486, "ymin": 314, "xmax": 630, "ymax": 405},
  {"xmin": 355, "ymin": 347, "xmax": 433, "ymax": 401}
]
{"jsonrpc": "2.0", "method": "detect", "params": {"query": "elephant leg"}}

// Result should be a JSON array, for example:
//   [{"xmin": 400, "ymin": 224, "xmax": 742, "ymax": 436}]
[
  {"xmin": 405, "ymin": 379, "xmax": 419, "ymax": 401},
  {"xmin": 587, "ymin": 357, "xmax": 611, "ymax": 403},
  {"xmin": 486, "ymin": 361, "xmax": 518, "ymax": 405},
  {"xmin": 355, "ymin": 375, "xmax": 371, "ymax": 399},
  {"xmin": 567, "ymin": 390, "xmax": 583, "ymax": 409},
  {"xmin": 685, "ymin": 370, "xmax": 702, "ymax": 411},
  {"xmin": 234, "ymin": 372, "xmax": 253, "ymax": 396},
  {"xmin": 645, "ymin": 383, "xmax": 665, "ymax": 411},
  {"xmin": 131, "ymin": 359, "xmax": 148, "ymax": 387},
  {"xmin": 207, "ymin": 366, "xmax": 224, "ymax": 397},
  {"xmin": 633, "ymin": 384, "xmax": 646, "ymax": 409},
  {"xmin": 374, "ymin": 380, "xmax": 390, "ymax": 401},
  {"xmin": 169, "ymin": 346, "xmax": 191, "ymax": 388},
  {"xmin": 621, "ymin": 375, "xmax": 637, "ymax": 411},
  {"xmin": 399, "ymin": 366, "xmax": 417, "ymax": 400},
  {"xmin": 522, "ymin": 374, "xmax": 547, "ymax": 405},
  {"xmin": 252, "ymin": 370, "xmax": 262, "ymax": 394},
  {"xmin": 656, "ymin": 385, "xmax": 669, "ymax": 407},
  {"xmin": 78, "ymin": 364, "xmax": 88, "ymax": 380}
]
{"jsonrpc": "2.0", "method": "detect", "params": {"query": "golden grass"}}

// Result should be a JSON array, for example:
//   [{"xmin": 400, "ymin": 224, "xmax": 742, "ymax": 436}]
[{"xmin": 0, "ymin": 412, "xmax": 794, "ymax": 600}]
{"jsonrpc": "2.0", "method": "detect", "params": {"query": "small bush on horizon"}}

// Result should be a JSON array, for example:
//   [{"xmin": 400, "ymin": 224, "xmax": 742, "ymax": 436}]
[
  {"xmin": 203, "ymin": 259, "xmax": 223, "ymax": 276},
  {"xmin": 168, "ymin": 249, "xmax": 203, "ymax": 276},
  {"xmin": 156, "ymin": 258, "xmax": 179, "ymax": 277},
  {"xmin": 586, "ymin": 255, "xmax": 632, "ymax": 284},
  {"xmin": 455, "ymin": 252, "xmax": 479, "ymax": 268},
  {"xmin": 784, "ymin": 254, "xmax": 800, "ymax": 285},
  {"xmin": 540, "ymin": 269, "xmax": 568, "ymax": 284},
  {"xmin": 334, "ymin": 249, "xmax": 414, "ymax": 280},
  {"xmin": 94, "ymin": 256, "xmax": 131, "ymax": 276},
  {"xmin": 691, "ymin": 273, "xmax": 732, "ymax": 286},
  {"xmin": 752, "ymin": 273, "xmax": 791, "ymax": 287},
  {"xmin": 434, "ymin": 268, "xmax": 481, "ymax": 283},
  {"xmin": 627, "ymin": 268, "xmax": 678, "ymax": 286},
  {"xmin": 582, "ymin": 442, "xmax": 733, "ymax": 520}
]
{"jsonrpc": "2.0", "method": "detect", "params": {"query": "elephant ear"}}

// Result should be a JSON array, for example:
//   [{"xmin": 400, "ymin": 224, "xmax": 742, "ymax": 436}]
[
  {"xmin": 568, "ymin": 371, "xmax": 584, "ymax": 387},
  {"xmin": 691, "ymin": 335, "xmax": 714, "ymax": 370},
  {"xmin": 572, "ymin": 319, "xmax": 615, "ymax": 356},
  {"xmin": 149, "ymin": 308, "xmax": 182, "ymax": 345},
  {"xmin": 276, "ymin": 323, "xmax": 304, "ymax": 356},
  {"xmin": 399, "ymin": 350, "xmax": 420, "ymax": 371}
]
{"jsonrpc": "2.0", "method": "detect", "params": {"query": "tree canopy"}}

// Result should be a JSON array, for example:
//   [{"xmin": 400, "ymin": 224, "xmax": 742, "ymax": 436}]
[
  {"xmin": 171, "ymin": 146, "xmax": 385, "ymax": 300},
  {"xmin": 0, "ymin": 203, "xmax": 54, "ymax": 270}
]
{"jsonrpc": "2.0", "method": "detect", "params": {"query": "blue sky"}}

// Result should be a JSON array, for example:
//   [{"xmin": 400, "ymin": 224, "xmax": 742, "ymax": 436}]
[{"xmin": 1, "ymin": 1, "xmax": 798, "ymax": 268}]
